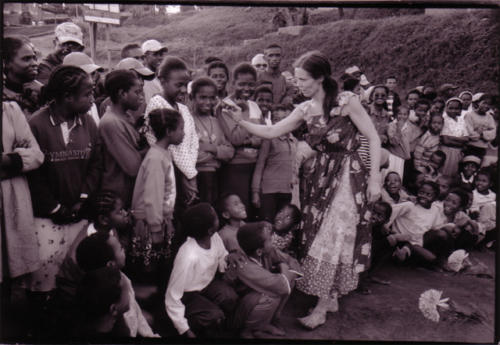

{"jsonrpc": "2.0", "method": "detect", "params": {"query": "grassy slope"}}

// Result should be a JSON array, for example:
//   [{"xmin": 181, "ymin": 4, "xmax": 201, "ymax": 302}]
[
  {"xmin": 116, "ymin": 7, "xmax": 498, "ymax": 92},
  {"xmin": 22, "ymin": 7, "xmax": 500, "ymax": 93}
]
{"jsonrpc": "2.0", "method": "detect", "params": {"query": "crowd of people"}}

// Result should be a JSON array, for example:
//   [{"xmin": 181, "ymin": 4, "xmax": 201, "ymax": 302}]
[{"xmin": 1, "ymin": 21, "xmax": 497, "ymax": 340}]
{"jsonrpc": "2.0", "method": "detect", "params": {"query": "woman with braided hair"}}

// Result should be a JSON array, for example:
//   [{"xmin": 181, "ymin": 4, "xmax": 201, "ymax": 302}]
[{"xmin": 224, "ymin": 50, "xmax": 381, "ymax": 329}]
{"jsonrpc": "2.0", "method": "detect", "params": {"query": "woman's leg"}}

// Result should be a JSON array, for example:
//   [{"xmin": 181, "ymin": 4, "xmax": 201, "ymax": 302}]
[{"xmin": 297, "ymin": 294, "xmax": 338, "ymax": 329}]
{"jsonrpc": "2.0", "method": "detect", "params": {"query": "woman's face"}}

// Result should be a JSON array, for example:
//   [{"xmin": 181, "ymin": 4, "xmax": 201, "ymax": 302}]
[
  {"xmin": 446, "ymin": 100, "xmax": 462, "ymax": 118},
  {"xmin": 233, "ymin": 73, "xmax": 256, "ymax": 101},
  {"xmin": 372, "ymin": 87, "xmax": 388, "ymax": 106},
  {"xmin": 294, "ymin": 67, "xmax": 322, "ymax": 98},
  {"xmin": 460, "ymin": 93, "xmax": 472, "ymax": 109},
  {"xmin": 407, "ymin": 93, "xmax": 419, "ymax": 109},
  {"xmin": 5, "ymin": 43, "xmax": 38, "ymax": 83},
  {"xmin": 208, "ymin": 67, "xmax": 228, "ymax": 92}
]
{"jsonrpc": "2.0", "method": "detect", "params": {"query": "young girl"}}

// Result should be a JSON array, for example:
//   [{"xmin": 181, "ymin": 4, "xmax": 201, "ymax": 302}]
[
  {"xmin": 271, "ymin": 203, "xmax": 301, "ymax": 256},
  {"xmin": 190, "ymin": 77, "xmax": 234, "ymax": 204},
  {"xmin": 131, "ymin": 108, "xmax": 184, "ymax": 277},
  {"xmin": 216, "ymin": 194, "xmax": 247, "ymax": 253},
  {"xmin": 465, "ymin": 93, "xmax": 496, "ymax": 158},
  {"xmin": 253, "ymin": 85, "xmax": 274, "ymax": 125},
  {"xmin": 145, "ymin": 56, "xmax": 199, "ymax": 212},
  {"xmin": 413, "ymin": 113, "xmax": 443, "ymax": 172},
  {"xmin": 207, "ymin": 60, "xmax": 229, "ymax": 99},
  {"xmin": 217, "ymin": 63, "xmax": 263, "ymax": 217},
  {"xmin": 26, "ymin": 65, "xmax": 100, "ymax": 333},
  {"xmin": 406, "ymin": 89, "xmax": 421, "ymax": 124},
  {"xmin": 165, "ymin": 203, "xmax": 237, "ymax": 338},
  {"xmin": 252, "ymin": 103, "xmax": 297, "ymax": 222},
  {"xmin": 440, "ymin": 97, "xmax": 472, "ymax": 177},
  {"xmin": 381, "ymin": 171, "xmax": 411, "ymax": 205},
  {"xmin": 386, "ymin": 106, "xmax": 412, "ymax": 178}
]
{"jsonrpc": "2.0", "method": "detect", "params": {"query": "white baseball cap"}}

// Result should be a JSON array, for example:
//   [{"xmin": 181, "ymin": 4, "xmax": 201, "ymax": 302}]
[
  {"xmin": 55, "ymin": 22, "xmax": 84, "ymax": 46},
  {"xmin": 141, "ymin": 39, "xmax": 168, "ymax": 54}
]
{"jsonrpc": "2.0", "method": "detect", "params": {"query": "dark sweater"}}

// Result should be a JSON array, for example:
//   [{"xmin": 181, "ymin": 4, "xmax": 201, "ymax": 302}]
[{"xmin": 28, "ymin": 105, "xmax": 101, "ymax": 217}]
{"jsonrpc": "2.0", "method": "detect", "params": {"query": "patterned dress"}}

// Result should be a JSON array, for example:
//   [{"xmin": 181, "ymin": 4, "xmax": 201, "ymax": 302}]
[{"xmin": 296, "ymin": 91, "xmax": 372, "ymax": 300}]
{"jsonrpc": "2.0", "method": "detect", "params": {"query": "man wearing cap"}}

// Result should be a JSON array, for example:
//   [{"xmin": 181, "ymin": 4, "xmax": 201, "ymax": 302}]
[
  {"xmin": 437, "ymin": 83, "xmax": 459, "ymax": 100},
  {"xmin": 346, "ymin": 66, "xmax": 372, "ymax": 105},
  {"xmin": 141, "ymin": 39, "xmax": 168, "ymax": 103},
  {"xmin": 62, "ymin": 52, "xmax": 104, "ymax": 126},
  {"xmin": 37, "ymin": 22, "xmax": 84, "ymax": 85}
]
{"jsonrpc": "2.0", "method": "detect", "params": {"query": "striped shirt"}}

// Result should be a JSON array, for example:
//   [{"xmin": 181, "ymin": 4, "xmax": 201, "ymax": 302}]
[{"xmin": 413, "ymin": 131, "xmax": 440, "ymax": 170}]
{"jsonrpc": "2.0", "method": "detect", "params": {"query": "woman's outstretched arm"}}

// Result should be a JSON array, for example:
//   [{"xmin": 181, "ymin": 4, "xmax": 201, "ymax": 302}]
[{"xmin": 224, "ymin": 101, "xmax": 306, "ymax": 139}]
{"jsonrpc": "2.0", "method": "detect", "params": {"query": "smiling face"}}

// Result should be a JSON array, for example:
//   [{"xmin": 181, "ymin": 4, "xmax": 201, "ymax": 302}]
[
  {"xmin": 193, "ymin": 85, "xmax": 217, "ymax": 116},
  {"xmin": 407, "ymin": 92, "xmax": 419, "ymax": 109},
  {"xmin": 462, "ymin": 162, "xmax": 479, "ymax": 179},
  {"xmin": 222, "ymin": 194, "xmax": 247, "ymax": 221},
  {"xmin": 443, "ymin": 192, "xmax": 462, "ymax": 217},
  {"xmin": 160, "ymin": 69, "xmax": 190, "ymax": 104},
  {"xmin": 474, "ymin": 173, "xmax": 491, "ymax": 193},
  {"xmin": 396, "ymin": 107, "xmax": 409, "ymax": 123},
  {"xmin": 446, "ymin": 100, "xmax": 462, "ymax": 118},
  {"xmin": 460, "ymin": 93, "xmax": 472, "ymax": 110},
  {"xmin": 233, "ymin": 72, "xmax": 256, "ymax": 101},
  {"xmin": 417, "ymin": 184, "xmax": 437, "ymax": 209},
  {"xmin": 294, "ymin": 67, "xmax": 322, "ymax": 98},
  {"xmin": 384, "ymin": 172, "xmax": 402, "ymax": 195},
  {"xmin": 255, "ymin": 91, "xmax": 273, "ymax": 114},
  {"xmin": 5, "ymin": 43, "xmax": 38, "ymax": 83}
]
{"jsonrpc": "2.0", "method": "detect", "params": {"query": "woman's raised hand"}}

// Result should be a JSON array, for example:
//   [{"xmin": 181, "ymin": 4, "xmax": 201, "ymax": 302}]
[
  {"xmin": 367, "ymin": 175, "xmax": 382, "ymax": 203},
  {"xmin": 221, "ymin": 99, "xmax": 243, "ymax": 123}
]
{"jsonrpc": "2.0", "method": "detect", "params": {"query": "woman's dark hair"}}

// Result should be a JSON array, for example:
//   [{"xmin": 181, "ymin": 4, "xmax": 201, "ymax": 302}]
[
  {"xmin": 158, "ymin": 56, "xmax": 188, "ymax": 80},
  {"xmin": 3, "ymin": 35, "xmax": 32, "ymax": 64},
  {"xmin": 40, "ymin": 65, "xmax": 89, "ymax": 104},
  {"xmin": 190, "ymin": 77, "xmax": 217, "ymax": 97},
  {"xmin": 293, "ymin": 51, "xmax": 338, "ymax": 117},
  {"xmin": 148, "ymin": 108, "xmax": 182, "ymax": 141},
  {"xmin": 105, "ymin": 69, "xmax": 140, "ymax": 103},
  {"xmin": 343, "ymin": 77, "xmax": 360, "ymax": 92},
  {"xmin": 447, "ymin": 188, "xmax": 470, "ymax": 210},
  {"xmin": 89, "ymin": 191, "xmax": 119, "ymax": 224},
  {"xmin": 181, "ymin": 203, "xmax": 217, "ymax": 240},
  {"xmin": 207, "ymin": 61, "xmax": 229, "ymax": 79},
  {"xmin": 237, "ymin": 222, "xmax": 268, "ymax": 256},
  {"xmin": 77, "ymin": 266, "xmax": 122, "ymax": 318},
  {"xmin": 232, "ymin": 62, "xmax": 257, "ymax": 82},
  {"xmin": 76, "ymin": 231, "xmax": 115, "ymax": 272}
]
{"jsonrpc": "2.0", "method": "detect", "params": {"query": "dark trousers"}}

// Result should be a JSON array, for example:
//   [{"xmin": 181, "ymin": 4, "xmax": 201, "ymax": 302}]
[
  {"xmin": 197, "ymin": 171, "xmax": 218, "ymax": 205},
  {"xmin": 219, "ymin": 163, "xmax": 256, "ymax": 220},
  {"xmin": 181, "ymin": 278, "xmax": 238, "ymax": 336},
  {"xmin": 259, "ymin": 193, "xmax": 292, "ymax": 222}
]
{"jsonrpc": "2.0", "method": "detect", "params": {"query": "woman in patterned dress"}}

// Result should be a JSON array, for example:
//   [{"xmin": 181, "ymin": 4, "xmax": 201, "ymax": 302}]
[{"xmin": 224, "ymin": 51, "xmax": 381, "ymax": 330}]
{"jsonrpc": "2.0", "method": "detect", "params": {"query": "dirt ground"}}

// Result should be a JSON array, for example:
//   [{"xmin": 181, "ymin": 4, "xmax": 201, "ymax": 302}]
[{"xmin": 1, "ymin": 250, "xmax": 494, "ymax": 343}]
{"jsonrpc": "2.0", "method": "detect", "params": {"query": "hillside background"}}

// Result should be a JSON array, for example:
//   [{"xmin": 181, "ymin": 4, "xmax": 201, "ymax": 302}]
[{"xmin": 20, "ymin": 6, "xmax": 500, "ymax": 93}]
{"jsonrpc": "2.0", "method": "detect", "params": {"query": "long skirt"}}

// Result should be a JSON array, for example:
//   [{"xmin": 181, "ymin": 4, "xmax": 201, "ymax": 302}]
[{"xmin": 297, "ymin": 161, "xmax": 369, "ymax": 300}]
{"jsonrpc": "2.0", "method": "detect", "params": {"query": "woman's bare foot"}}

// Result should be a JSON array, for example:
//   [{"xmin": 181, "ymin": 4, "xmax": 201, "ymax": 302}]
[{"xmin": 298, "ymin": 309, "xmax": 327, "ymax": 330}]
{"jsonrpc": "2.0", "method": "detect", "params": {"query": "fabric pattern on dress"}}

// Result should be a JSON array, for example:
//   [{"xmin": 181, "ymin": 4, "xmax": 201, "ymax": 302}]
[{"xmin": 296, "ymin": 91, "xmax": 372, "ymax": 300}]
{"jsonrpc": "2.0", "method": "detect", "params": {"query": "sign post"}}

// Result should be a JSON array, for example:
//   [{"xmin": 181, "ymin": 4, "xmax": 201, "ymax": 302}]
[{"xmin": 83, "ymin": 4, "xmax": 120, "ymax": 67}]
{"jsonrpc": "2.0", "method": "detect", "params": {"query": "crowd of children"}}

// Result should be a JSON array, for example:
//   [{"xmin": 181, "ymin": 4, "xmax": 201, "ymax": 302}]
[{"xmin": 1, "ymin": 21, "xmax": 497, "ymax": 340}]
